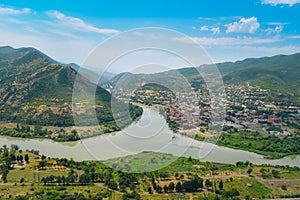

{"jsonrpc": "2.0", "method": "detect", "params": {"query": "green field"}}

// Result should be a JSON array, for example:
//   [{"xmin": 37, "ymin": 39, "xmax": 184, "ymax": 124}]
[
  {"xmin": 1, "ymin": 147, "xmax": 300, "ymax": 199},
  {"xmin": 194, "ymin": 131, "xmax": 300, "ymax": 159}
]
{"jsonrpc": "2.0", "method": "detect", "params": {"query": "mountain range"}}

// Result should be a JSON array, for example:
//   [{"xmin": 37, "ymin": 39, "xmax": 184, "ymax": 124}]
[{"xmin": 106, "ymin": 52, "xmax": 300, "ymax": 104}]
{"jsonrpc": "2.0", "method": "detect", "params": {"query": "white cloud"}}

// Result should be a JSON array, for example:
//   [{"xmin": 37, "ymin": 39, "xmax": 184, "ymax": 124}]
[
  {"xmin": 226, "ymin": 17, "xmax": 260, "ymax": 34},
  {"xmin": 46, "ymin": 10, "xmax": 119, "ymax": 34},
  {"xmin": 266, "ymin": 22, "xmax": 289, "ymax": 26},
  {"xmin": 261, "ymin": 0, "xmax": 300, "ymax": 6},
  {"xmin": 274, "ymin": 25, "xmax": 283, "ymax": 33},
  {"xmin": 0, "ymin": 6, "xmax": 31, "ymax": 15},
  {"xmin": 200, "ymin": 26, "xmax": 209, "ymax": 31},
  {"xmin": 198, "ymin": 17, "xmax": 216, "ymax": 21},
  {"xmin": 211, "ymin": 27, "xmax": 220, "ymax": 34},
  {"xmin": 172, "ymin": 36, "xmax": 280, "ymax": 46},
  {"xmin": 200, "ymin": 26, "xmax": 220, "ymax": 34},
  {"xmin": 265, "ymin": 25, "xmax": 283, "ymax": 34},
  {"xmin": 289, "ymin": 35, "xmax": 300, "ymax": 39},
  {"xmin": 227, "ymin": 45, "xmax": 300, "ymax": 53}
]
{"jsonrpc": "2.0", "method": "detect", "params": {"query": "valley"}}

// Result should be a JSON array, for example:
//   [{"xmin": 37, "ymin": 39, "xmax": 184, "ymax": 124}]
[
  {"xmin": 1, "ymin": 0, "xmax": 300, "ymax": 199},
  {"xmin": 0, "ymin": 46, "xmax": 300, "ymax": 199}
]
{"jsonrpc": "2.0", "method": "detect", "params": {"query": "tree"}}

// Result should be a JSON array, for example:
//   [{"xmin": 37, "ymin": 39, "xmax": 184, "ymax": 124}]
[
  {"xmin": 79, "ymin": 173, "xmax": 91, "ymax": 184},
  {"xmin": 24, "ymin": 154, "xmax": 29, "ymax": 163},
  {"xmin": 272, "ymin": 169, "xmax": 280, "ymax": 178},
  {"xmin": 10, "ymin": 144, "xmax": 19, "ymax": 151},
  {"xmin": 168, "ymin": 182, "xmax": 175, "ymax": 192},
  {"xmin": 56, "ymin": 176, "xmax": 62, "ymax": 185},
  {"xmin": 182, "ymin": 175, "xmax": 203, "ymax": 192},
  {"xmin": 107, "ymin": 180, "xmax": 118, "ymax": 190},
  {"xmin": 38, "ymin": 160, "xmax": 47, "ymax": 169},
  {"xmin": 218, "ymin": 180, "xmax": 223, "ymax": 190},
  {"xmin": 122, "ymin": 191, "xmax": 140, "ymax": 200},
  {"xmin": 247, "ymin": 168, "xmax": 253, "ymax": 175},
  {"xmin": 41, "ymin": 177, "xmax": 48, "ymax": 185},
  {"xmin": 205, "ymin": 179, "xmax": 212, "ymax": 189},
  {"xmin": 175, "ymin": 182, "xmax": 183, "ymax": 192},
  {"xmin": 163, "ymin": 185, "xmax": 168, "ymax": 193},
  {"xmin": 41, "ymin": 155, "xmax": 46, "ymax": 160},
  {"xmin": 10, "ymin": 153, "xmax": 16, "ymax": 162},
  {"xmin": 159, "ymin": 172, "xmax": 170, "ymax": 180},
  {"xmin": 230, "ymin": 188, "xmax": 240, "ymax": 196},
  {"xmin": 260, "ymin": 168, "xmax": 266, "ymax": 174},
  {"xmin": 148, "ymin": 186, "xmax": 153, "ymax": 194},
  {"xmin": 152, "ymin": 181, "xmax": 157, "ymax": 190},
  {"xmin": 179, "ymin": 174, "xmax": 184, "ymax": 180},
  {"xmin": 61, "ymin": 175, "xmax": 66, "ymax": 185},
  {"xmin": 222, "ymin": 188, "xmax": 240, "ymax": 199},
  {"xmin": 156, "ymin": 185, "xmax": 162, "ymax": 193},
  {"xmin": 68, "ymin": 169, "xmax": 78, "ymax": 183}
]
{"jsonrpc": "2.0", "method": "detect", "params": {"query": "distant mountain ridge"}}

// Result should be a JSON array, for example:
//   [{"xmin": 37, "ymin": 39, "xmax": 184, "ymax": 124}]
[
  {"xmin": 220, "ymin": 53, "xmax": 300, "ymax": 94},
  {"xmin": 106, "ymin": 52, "xmax": 300, "ymax": 103}
]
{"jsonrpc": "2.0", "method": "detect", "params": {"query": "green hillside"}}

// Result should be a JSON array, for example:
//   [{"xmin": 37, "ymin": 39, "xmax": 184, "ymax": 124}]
[
  {"xmin": 0, "ymin": 46, "xmax": 142, "ymax": 127},
  {"xmin": 222, "ymin": 53, "xmax": 300, "ymax": 94}
]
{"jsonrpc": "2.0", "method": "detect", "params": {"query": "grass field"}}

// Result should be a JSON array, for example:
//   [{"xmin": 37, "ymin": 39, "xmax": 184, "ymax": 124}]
[
  {"xmin": 1, "ymin": 150, "xmax": 300, "ymax": 199},
  {"xmin": 194, "ymin": 131, "xmax": 300, "ymax": 159}
]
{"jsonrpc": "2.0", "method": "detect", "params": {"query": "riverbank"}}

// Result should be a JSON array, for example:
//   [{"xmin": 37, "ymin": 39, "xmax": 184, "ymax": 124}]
[
  {"xmin": 0, "ymin": 107, "xmax": 300, "ymax": 167},
  {"xmin": 189, "ymin": 132, "xmax": 300, "ymax": 159},
  {"xmin": 168, "ymin": 116, "xmax": 300, "ymax": 159},
  {"xmin": 0, "ymin": 124, "xmax": 108, "ymax": 142},
  {"xmin": 0, "ymin": 107, "xmax": 143, "ymax": 142}
]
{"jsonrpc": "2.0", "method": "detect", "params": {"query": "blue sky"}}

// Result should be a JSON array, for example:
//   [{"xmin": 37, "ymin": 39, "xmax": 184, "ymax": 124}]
[{"xmin": 0, "ymin": 0, "xmax": 300, "ymax": 67}]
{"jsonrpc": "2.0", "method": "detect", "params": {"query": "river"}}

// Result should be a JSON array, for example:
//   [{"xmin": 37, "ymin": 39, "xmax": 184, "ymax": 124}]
[{"xmin": 0, "ymin": 108, "xmax": 299, "ymax": 167}]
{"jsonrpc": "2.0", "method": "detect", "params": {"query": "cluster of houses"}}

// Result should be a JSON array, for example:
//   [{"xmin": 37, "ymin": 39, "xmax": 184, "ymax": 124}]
[
  {"xmin": 130, "ymin": 83, "xmax": 300, "ymax": 135},
  {"xmin": 225, "ymin": 84, "xmax": 300, "ymax": 135},
  {"xmin": 131, "ymin": 88, "xmax": 211, "ymax": 130}
]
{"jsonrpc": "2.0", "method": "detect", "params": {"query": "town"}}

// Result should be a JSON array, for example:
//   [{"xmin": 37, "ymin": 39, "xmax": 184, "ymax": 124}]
[{"xmin": 127, "ymin": 83, "xmax": 300, "ymax": 137}]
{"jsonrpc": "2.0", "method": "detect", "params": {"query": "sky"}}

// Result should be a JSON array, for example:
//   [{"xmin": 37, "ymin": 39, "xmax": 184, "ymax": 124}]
[{"xmin": 0, "ymin": 0, "xmax": 300, "ymax": 68}]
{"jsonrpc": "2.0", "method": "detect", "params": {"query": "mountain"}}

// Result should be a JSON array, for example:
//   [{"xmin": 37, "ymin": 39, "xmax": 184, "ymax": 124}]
[
  {"xmin": 220, "ymin": 53, "xmax": 300, "ymax": 94},
  {"xmin": 0, "ymin": 46, "xmax": 58, "ymax": 66},
  {"xmin": 106, "ymin": 52, "xmax": 300, "ymax": 103},
  {"xmin": 0, "ymin": 46, "xmax": 142, "ymax": 127},
  {"xmin": 65, "ymin": 63, "xmax": 116, "ymax": 85},
  {"xmin": 105, "ymin": 70, "xmax": 196, "ymax": 94}
]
